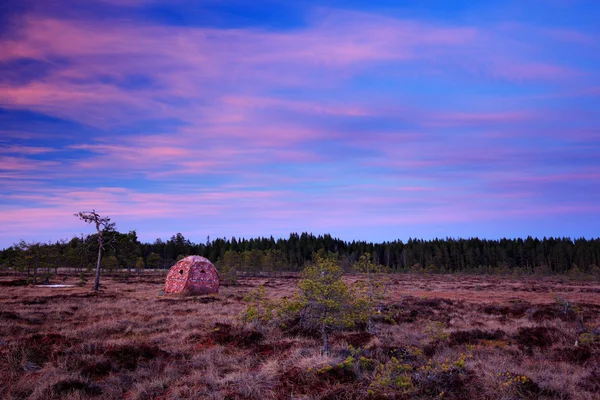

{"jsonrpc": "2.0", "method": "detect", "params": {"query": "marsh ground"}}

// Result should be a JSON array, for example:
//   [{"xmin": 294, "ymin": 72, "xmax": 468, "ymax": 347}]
[{"xmin": 1, "ymin": 274, "xmax": 599, "ymax": 399}]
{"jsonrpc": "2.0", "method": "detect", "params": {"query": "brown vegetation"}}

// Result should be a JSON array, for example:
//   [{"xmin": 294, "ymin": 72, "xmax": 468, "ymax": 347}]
[{"xmin": 0, "ymin": 273, "xmax": 599, "ymax": 399}]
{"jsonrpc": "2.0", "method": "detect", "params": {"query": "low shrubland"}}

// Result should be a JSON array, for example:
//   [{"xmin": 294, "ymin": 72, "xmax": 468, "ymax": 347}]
[{"xmin": 0, "ymin": 268, "xmax": 599, "ymax": 399}]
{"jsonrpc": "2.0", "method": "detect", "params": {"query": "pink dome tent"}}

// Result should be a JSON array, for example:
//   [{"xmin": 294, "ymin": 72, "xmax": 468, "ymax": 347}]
[{"xmin": 164, "ymin": 256, "xmax": 219, "ymax": 295}]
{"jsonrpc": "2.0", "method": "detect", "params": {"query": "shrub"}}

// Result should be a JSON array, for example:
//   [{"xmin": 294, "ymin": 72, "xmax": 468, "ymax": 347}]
[
  {"xmin": 49, "ymin": 378, "xmax": 102, "ymax": 397},
  {"xmin": 310, "ymin": 356, "xmax": 357, "ymax": 383},
  {"xmin": 578, "ymin": 324, "xmax": 600, "ymax": 349},
  {"xmin": 105, "ymin": 342, "xmax": 165, "ymax": 371},
  {"xmin": 368, "ymin": 357, "xmax": 414, "ymax": 397},
  {"xmin": 497, "ymin": 371, "xmax": 542, "ymax": 398},
  {"xmin": 515, "ymin": 326, "xmax": 556, "ymax": 349},
  {"xmin": 240, "ymin": 285, "xmax": 276, "ymax": 327},
  {"xmin": 412, "ymin": 354, "xmax": 470, "ymax": 398},
  {"xmin": 210, "ymin": 323, "xmax": 264, "ymax": 347},
  {"xmin": 553, "ymin": 346, "xmax": 592, "ymax": 364},
  {"xmin": 424, "ymin": 321, "xmax": 449, "ymax": 341},
  {"xmin": 296, "ymin": 254, "xmax": 370, "ymax": 354},
  {"xmin": 448, "ymin": 329, "xmax": 506, "ymax": 346}
]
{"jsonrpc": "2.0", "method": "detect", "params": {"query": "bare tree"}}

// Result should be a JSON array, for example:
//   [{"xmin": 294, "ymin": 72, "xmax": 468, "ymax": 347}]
[{"xmin": 75, "ymin": 210, "xmax": 115, "ymax": 291}]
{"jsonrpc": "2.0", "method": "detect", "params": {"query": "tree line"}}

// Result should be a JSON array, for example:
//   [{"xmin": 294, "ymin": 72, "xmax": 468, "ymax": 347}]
[{"xmin": 1, "ymin": 231, "xmax": 599, "ymax": 279}]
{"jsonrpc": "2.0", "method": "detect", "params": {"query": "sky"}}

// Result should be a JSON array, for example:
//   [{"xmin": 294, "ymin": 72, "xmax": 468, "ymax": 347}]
[{"xmin": 1, "ymin": 0, "xmax": 599, "ymax": 248}]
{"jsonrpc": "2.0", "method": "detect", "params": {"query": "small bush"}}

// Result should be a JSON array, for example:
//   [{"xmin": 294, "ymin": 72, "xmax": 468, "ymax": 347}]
[
  {"xmin": 393, "ymin": 309, "xmax": 419, "ymax": 323},
  {"xmin": 240, "ymin": 285, "xmax": 276, "ymax": 326},
  {"xmin": 332, "ymin": 331, "xmax": 373, "ymax": 347},
  {"xmin": 424, "ymin": 321, "xmax": 449, "ymax": 341},
  {"xmin": 211, "ymin": 322, "xmax": 264, "ymax": 347},
  {"xmin": 310, "ymin": 356, "xmax": 356, "ymax": 383},
  {"xmin": 2, "ymin": 333, "xmax": 68, "ymax": 372},
  {"xmin": 368, "ymin": 357, "xmax": 414, "ymax": 397},
  {"xmin": 515, "ymin": 326, "xmax": 557, "ymax": 349},
  {"xmin": 412, "ymin": 354, "xmax": 470, "ymax": 398},
  {"xmin": 484, "ymin": 302, "xmax": 530, "ymax": 318},
  {"xmin": 497, "ymin": 371, "xmax": 542, "ymax": 398},
  {"xmin": 553, "ymin": 346, "xmax": 592, "ymax": 364},
  {"xmin": 50, "ymin": 378, "xmax": 102, "ymax": 397},
  {"xmin": 448, "ymin": 329, "xmax": 506, "ymax": 346},
  {"xmin": 105, "ymin": 342, "xmax": 165, "ymax": 370},
  {"xmin": 80, "ymin": 358, "xmax": 114, "ymax": 378},
  {"xmin": 578, "ymin": 324, "xmax": 600, "ymax": 348}
]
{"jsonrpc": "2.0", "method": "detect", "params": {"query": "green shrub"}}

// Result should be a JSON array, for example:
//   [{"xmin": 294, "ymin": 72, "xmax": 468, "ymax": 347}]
[
  {"xmin": 368, "ymin": 357, "xmax": 414, "ymax": 397},
  {"xmin": 424, "ymin": 321, "xmax": 449, "ymax": 341}
]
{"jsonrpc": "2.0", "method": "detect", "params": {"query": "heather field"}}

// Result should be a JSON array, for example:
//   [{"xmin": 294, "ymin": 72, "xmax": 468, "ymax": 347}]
[{"xmin": 1, "ymin": 274, "xmax": 599, "ymax": 399}]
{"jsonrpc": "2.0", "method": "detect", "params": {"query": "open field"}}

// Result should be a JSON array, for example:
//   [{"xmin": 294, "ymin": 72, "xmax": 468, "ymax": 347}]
[{"xmin": 1, "ymin": 274, "xmax": 599, "ymax": 399}]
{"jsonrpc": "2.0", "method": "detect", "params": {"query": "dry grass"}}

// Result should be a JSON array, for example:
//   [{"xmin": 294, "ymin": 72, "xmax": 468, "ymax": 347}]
[{"xmin": 0, "ymin": 273, "xmax": 598, "ymax": 399}]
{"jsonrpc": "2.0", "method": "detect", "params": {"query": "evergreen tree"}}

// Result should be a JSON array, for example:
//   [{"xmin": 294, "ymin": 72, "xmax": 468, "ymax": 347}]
[
  {"xmin": 217, "ymin": 250, "xmax": 241, "ymax": 285},
  {"xmin": 135, "ymin": 257, "xmax": 145, "ymax": 272},
  {"xmin": 146, "ymin": 252, "xmax": 161, "ymax": 269},
  {"xmin": 298, "ymin": 253, "xmax": 369, "ymax": 354},
  {"xmin": 354, "ymin": 252, "xmax": 390, "ymax": 333}
]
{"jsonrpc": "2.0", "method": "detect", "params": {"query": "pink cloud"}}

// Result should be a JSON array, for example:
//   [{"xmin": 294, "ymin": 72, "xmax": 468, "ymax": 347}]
[
  {"xmin": 0, "ymin": 13, "xmax": 476, "ymax": 69},
  {"xmin": 66, "ymin": 140, "xmax": 239, "ymax": 177},
  {"xmin": 0, "ymin": 12, "xmax": 585, "ymax": 141},
  {"xmin": 1, "ymin": 146, "xmax": 56, "ymax": 155},
  {"xmin": 71, "ymin": 144, "xmax": 192, "ymax": 160},
  {"xmin": 222, "ymin": 96, "xmax": 374, "ymax": 117},
  {"xmin": 0, "ymin": 81, "xmax": 167, "ymax": 129},
  {"xmin": 492, "ymin": 62, "xmax": 581, "ymax": 81},
  {"xmin": 425, "ymin": 111, "xmax": 537, "ymax": 127},
  {"xmin": 0, "ymin": 156, "xmax": 60, "ymax": 172},
  {"xmin": 0, "ymin": 13, "xmax": 478, "ymax": 130}
]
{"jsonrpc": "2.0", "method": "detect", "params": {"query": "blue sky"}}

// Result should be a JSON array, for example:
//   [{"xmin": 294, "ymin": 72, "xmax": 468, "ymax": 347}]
[{"xmin": 0, "ymin": 0, "xmax": 599, "ymax": 248}]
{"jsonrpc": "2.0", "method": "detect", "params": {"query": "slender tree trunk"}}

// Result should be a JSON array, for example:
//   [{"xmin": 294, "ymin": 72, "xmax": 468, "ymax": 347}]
[
  {"xmin": 94, "ymin": 238, "xmax": 103, "ymax": 291},
  {"xmin": 367, "ymin": 261, "xmax": 375, "ymax": 333},
  {"xmin": 33, "ymin": 255, "xmax": 38, "ymax": 284},
  {"xmin": 322, "ymin": 321, "xmax": 329, "ymax": 355}
]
